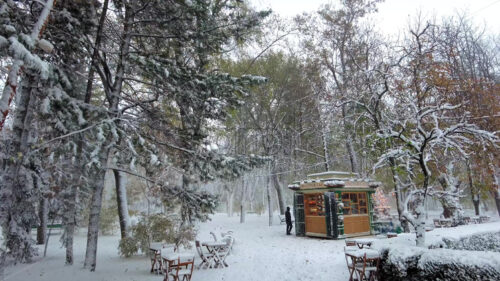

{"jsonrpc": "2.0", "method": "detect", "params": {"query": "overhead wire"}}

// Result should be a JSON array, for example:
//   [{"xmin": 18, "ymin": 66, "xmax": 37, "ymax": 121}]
[{"xmin": 471, "ymin": 0, "xmax": 500, "ymax": 15}]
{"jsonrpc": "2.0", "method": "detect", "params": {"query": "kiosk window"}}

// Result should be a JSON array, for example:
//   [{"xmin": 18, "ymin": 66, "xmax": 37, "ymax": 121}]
[
  {"xmin": 341, "ymin": 192, "xmax": 368, "ymax": 215},
  {"xmin": 304, "ymin": 193, "xmax": 325, "ymax": 216}
]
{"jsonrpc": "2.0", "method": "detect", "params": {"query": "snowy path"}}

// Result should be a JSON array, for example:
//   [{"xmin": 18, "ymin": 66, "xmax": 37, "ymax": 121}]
[{"xmin": 4, "ymin": 214, "xmax": 499, "ymax": 281}]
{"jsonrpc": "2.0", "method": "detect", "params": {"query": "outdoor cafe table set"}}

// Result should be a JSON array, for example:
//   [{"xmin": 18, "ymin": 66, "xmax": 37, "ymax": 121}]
[
  {"xmin": 344, "ymin": 238, "xmax": 381, "ymax": 281},
  {"xmin": 149, "ymin": 239, "xmax": 230, "ymax": 276}
]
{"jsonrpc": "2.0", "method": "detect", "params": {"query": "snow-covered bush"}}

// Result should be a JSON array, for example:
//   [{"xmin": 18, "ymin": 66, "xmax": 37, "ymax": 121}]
[
  {"xmin": 118, "ymin": 237, "xmax": 138, "ymax": 258},
  {"xmin": 118, "ymin": 214, "xmax": 196, "ymax": 257},
  {"xmin": 378, "ymin": 246, "xmax": 500, "ymax": 281},
  {"xmin": 430, "ymin": 231, "xmax": 500, "ymax": 253}
]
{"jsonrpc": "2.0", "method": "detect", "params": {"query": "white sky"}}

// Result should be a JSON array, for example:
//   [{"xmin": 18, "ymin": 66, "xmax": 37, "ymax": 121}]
[{"xmin": 251, "ymin": 0, "xmax": 500, "ymax": 35}]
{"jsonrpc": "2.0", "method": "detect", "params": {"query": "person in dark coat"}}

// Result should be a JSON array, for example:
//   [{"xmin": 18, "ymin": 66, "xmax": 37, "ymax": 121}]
[{"xmin": 285, "ymin": 206, "xmax": 293, "ymax": 235}]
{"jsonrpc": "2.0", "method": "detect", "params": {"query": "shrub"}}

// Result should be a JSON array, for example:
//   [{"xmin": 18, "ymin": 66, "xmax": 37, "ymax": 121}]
[
  {"xmin": 118, "ymin": 213, "xmax": 196, "ymax": 257},
  {"xmin": 433, "ymin": 231, "xmax": 500, "ymax": 253},
  {"xmin": 118, "ymin": 237, "xmax": 138, "ymax": 258},
  {"xmin": 378, "ymin": 246, "xmax": 500, "ymax": 281}
]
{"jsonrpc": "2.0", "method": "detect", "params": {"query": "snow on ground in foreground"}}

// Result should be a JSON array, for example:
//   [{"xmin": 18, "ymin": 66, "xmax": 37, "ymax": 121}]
[{"xmin": 4, "ymin": 214, "xmax": 500, "ymax": 281}]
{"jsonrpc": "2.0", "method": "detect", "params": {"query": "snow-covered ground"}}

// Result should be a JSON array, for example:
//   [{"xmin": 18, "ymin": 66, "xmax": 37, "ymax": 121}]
[{"xmin": 3, "ymin": 213, "xmax": 500, "ymax": 281}]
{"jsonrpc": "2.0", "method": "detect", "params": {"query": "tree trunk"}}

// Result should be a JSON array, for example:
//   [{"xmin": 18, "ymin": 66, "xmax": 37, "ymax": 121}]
[
  {"xmin": 240, "ymin": 205, "xmax": 245, "ymax": 223},
  {"xmin": 240, "ymin": 176, "xmax": 246, "ymax": 223},
  {"xmin": 83, "ymin": 167, "xmax": 107, "ymax": 271},
  {"xmin": 229, "ymin": 192, "xmax": 233, "ymax": 217},
  {"xmin": 267, "ymin": 166, "xmax": 273, "ymax": 226},
  {"xmin": 0, "ymin": 74, "xmax": 40, "ymax": 262},
  {"xmin": 180, "ymin": 174, "xmax": 193, "ymax": 224},
  {"xmin": 85, "ymin": 0, "xmax": 109, "ymax": 103},
  {"xmin": 472, "ymin": 195, "xmax": 480, "ymax": 216},
  {"xmin": 414, "ymin": 209, "xmax": 426, "ymax": 247},
  {"xmin": 37, "ymin": 197, "xmax": 48, "ymax": 245},
  {"xmin": 227, "ymin": 188, "xmax": 234, "ymax": 217},
  {"xmin": 321, "ymin": 129, "xmax": 330, "ymax": 171},
  {"xmin": 84, "ymin": 0, "xmax": 132, "ymax": 271},
  {"xmin": 493, "ymin": 190, "xmax": 500, "ymax": 217},
  {"xmin": 114, "ymin": 169, "xmax": 131, "ymax": 239},
  {"xmin": 64, "ymin": 184, "xmax": 78, "ymax": 265},
  {"xmin": 64, "ymin": 134, "xmax": 82, "ymax": 265},
  {"xmin": 490, "ymin": 165, "xmax": 500, "ymax": 217},
  {"xmin": 0, "ymin": 251, "xmax": 5, "ymax": 279},
  {"xmin": 466, "ymin": 161, "xmax": 480, "ymax": 216},
  {"xmin": 317, "ymin": 100, "xmax": 330, "ymax": 171},
  {"xmin": 389, "ymin": 158, "xmax": 410, "ymax": 232},
  {"xmin": 341, "ymin": 104, "xmax": 358, "ymax": 173},
  {"xmin": 345, "ymin": 134, "xmax": 358, "ymax": 174},
  {"xmin": 272, "ymin": 173, "xmax": 286, "ymax": 215},
  {"xmin": 0, "ymin": 249, "xmax": 6, "ymax": 279},
  {"xmin": 64, "ymin": 0, "xmax": 108, "ymax": 266}
]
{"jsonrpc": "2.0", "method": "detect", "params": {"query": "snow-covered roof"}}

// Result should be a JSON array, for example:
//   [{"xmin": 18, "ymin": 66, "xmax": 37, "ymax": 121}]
[
  {"xmin": 307, "ymin": 171, "xmax": 359, "ymax": 179},
  {"xmin": 288, "ymin": 171, "xmax": 381, "ymax": 191},
  {"xmin": 324, "ymin": 180, "xmax": 345, "ymax": 187}
]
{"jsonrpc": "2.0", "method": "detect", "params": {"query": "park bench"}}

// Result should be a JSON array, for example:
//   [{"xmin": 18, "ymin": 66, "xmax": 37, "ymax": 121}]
[
  {"xmin": 32, "ymin": 223, "xmax": 63, "ymax": 234},
  {"xmin": 278, "ymin": 215, "xmax": 286, "ymax": 225},
  {"xmin": 433, "ymin": 218, "xmax": 452, "ymax": 228},
  {"xmin": 479, "ymin": 216, "xmax": 490, "ymax": 223},
  {"xmin": 278, "ymin": 215, "xmax": 294, "ymax": 225}
]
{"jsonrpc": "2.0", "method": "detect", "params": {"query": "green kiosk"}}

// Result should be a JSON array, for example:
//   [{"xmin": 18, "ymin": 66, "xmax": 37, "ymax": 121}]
[{"xmin": 289, "ymin": 171, "xmax": 380, "ymax": 239}]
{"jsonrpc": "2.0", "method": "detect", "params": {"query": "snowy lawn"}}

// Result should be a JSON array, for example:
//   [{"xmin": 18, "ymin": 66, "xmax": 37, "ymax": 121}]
[{"xmin": 4, "ymin": 214, "xmax": 500, "ymax": 281}]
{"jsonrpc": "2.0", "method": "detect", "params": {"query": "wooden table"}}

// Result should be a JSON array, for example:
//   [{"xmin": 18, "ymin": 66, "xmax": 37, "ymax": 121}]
[
  {"xmin": 150, "ymin": 243, "xmax": 176, "ymax": 273},
  {"xmin": 149, "ymin": 243, "xmax": 163, "ymax": 273},
  {"xmin": 162, "ymin": 253, "xmax": 195, "ymax": 281},
  {"xmin": 162, "ymin": 253, "xmax": 195, "ymax": 271},
  {"xmin": 202, "ymin": 241, "xmax": 229, "ymax": 267},
  {"xmin": 387, "ymin": 232, "xmax": 398, "ymax": 238},
  {"xmin": 345, "ymin": 249, "xmax": 380, "ymax": 281},
  {"xmin": 346, "ymin": 238, "xmax": 375, "ymax": 249}
]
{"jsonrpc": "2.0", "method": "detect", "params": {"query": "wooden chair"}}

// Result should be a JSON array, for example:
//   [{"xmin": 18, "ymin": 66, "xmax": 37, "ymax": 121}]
[
  {"xmin": 150, "ymin": 243, "xmax": 167, "ymax": 274},
  {"xmin": 344, "ymin": 247, "xmax": 357, "ymax": 281},
  {"xmin": 160, "ymin": 246, "xmax": 177, "ymax": 275},
  {"xmin": 216, "ymin": 236, "xmax": 234, "ymax": 267},
  {"xmin": 167, "ymin": 256, "xmax": 194, "ymax": 281},
  {"xmin": 150, "ymin": 250, "xmax": 160, "ymax": 273},
  {"xmin": 345, "ymin": 240, "xmax": 357, "ymax": 247},
  {"xmin": 210, "ymin": 231, "xmax": 218, "ymax": 241},
  {"xmin": 355, "ymin": 253, "xmax": 380, "ymax": 281},
  {"xmin": 220, "ymin": 235, "xmax": 234, "ymax": 255},
  {"xmin": 222, "ymin": 231, "xmax": 235, "ymax": 246},
  {"xmin": 221, "ymin": 230, "xmax": 234, "ymax": 237},
  {"xmin": 195, "ymin": 240, "xmax": 215, "ymax": 269}
]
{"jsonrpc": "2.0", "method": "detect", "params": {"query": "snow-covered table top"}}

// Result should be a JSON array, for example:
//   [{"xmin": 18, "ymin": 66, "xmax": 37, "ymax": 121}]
[
  {"xmin": 351, "ymin": 238, "xmax": 376, "ymax": 244},
  {"xmin": 345, "ymin": 249, "xmax": 380, "ymax": 259},
  {"xmin": 149, "ymin": 243, "xmax": 163, "ymax": 251},
  {"xmin": 162, "ymin": 252, "xmax": 195, "ymax": 261},
  {"xmin": 344, "ymin": 246, "xmax": 359, "ymax": 252},
  {"xmin": 346, "ymin": 238, "xmax": 376, "ymax": 248},
  {"xmin": 202, "ymin": 241, "xmax": 228, "ymax": 247},
  {"xmin": 150, "ymin": 243, "xmax": 175, "ymax": 252}
]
